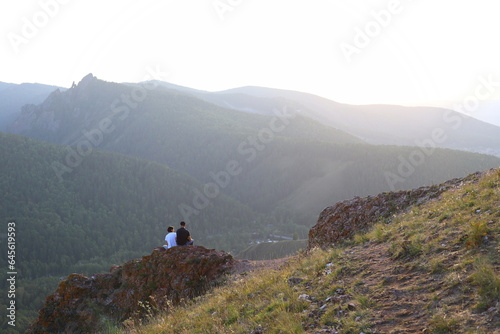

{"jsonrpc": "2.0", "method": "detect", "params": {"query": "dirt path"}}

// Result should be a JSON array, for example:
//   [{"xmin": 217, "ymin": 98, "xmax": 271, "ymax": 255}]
[
  {"xmin": 335, "ymin": 243, "xmax": 498, "ymax": 333},
  {"xmin": 347, "ymin": 243, "xmax": 431, "ymax": 333}
]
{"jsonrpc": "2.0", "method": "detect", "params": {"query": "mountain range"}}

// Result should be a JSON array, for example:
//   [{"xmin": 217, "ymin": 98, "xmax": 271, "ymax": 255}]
[
  {"xmin": 150, "ymin": 81, "xmax": 500, "ymax": 157},
  {"xmin": 4, "ymin": 73, "xmax": 500, "ymax": 228}
]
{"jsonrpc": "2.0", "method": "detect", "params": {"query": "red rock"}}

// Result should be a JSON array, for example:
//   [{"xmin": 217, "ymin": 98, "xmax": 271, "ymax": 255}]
[
  {"xmin": 308, "ymin": 171, "xmax": 483, "ymax": 249},
  {"xmin": 27, "ymin": 246, "xmax": 234, "ymax": 333}
]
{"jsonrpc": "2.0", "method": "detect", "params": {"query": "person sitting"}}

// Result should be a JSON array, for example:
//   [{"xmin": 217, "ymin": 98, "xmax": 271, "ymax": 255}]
[
  {"xmin": 176, "ymin": 221, "xmax": 194, "ymax": 246},
  {"xmin": 163, "ymin": 226, "xmax": 177, "ymax": 249}
]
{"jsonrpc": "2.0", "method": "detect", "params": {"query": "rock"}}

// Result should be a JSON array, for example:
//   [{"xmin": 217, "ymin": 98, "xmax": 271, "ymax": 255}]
[
  {"xmin": 109, "ymin": 265, "xmax": 120, "ymax": 273},
  {"xmin": 298, "ymin": 294, "xmax": 311, "ymax": 302},
  {"xmin": 27, "ymin": 246, "xmax": 234, "ymax": 333},
  {"xmin": 288, "ymin": 277, "xmax": 304, "ymax": 286},
  {"xmin": 308, "ymin": 172, "xmax": 484, "ymax": 249},
  {"xmin": 251, "ymin": 325, "xmax": 265, "ymax": 334}
]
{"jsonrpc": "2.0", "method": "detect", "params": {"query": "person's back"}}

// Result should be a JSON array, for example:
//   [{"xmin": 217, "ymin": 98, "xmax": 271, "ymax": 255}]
[
  {"xmin": 164, "ymin": 226, "xmax": 177, "ymax": 249},
  {"xmin": 176, "ymin": 221, "xmax": 193, "ymax": 246}
]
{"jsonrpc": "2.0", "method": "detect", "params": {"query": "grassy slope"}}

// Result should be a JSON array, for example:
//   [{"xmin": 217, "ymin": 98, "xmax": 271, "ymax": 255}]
[{"xmin": 124, "ymin": 169, "xmax": 499, "ymax": 334}]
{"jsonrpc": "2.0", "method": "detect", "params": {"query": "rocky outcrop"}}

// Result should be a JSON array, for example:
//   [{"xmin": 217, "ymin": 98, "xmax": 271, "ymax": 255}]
[
  {"xmin": 27, "ymin": 246, "xmax": 234, "ymax": 333},
  {"xmin": 308, "ymin": 171, "xmax": 485, "ymax": 249},
  {"xmin": 8, "ymin": 73, "xmax": 101, "ymax": 143}
]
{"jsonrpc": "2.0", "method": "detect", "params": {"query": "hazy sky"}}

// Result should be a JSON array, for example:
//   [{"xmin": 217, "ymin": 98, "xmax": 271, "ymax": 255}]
[{"xmin": 2, "ymin": 0, "xmax": 500, "ymax": 108}]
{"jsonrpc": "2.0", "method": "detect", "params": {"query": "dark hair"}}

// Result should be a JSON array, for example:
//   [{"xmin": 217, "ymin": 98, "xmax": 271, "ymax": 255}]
[
  {"xmin": 180, "ymin": 221, "xmax": 186, "ymax": 226},
  {"xmin": 167, "ymin": 226, "xmax": 174, "ymax": 232}
]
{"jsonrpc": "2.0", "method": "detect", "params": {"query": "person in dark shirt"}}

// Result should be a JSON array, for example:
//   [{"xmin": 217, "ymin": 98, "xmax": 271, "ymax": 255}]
[{"xmin": 176, "ymin": 221, "xmax": 194, "ymax": 246}]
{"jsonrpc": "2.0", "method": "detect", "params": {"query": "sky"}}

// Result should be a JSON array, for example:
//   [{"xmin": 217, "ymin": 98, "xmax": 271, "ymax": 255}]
[{"xmin": 1, "ymin": 0, "xmax": 500, "ymax": 116}]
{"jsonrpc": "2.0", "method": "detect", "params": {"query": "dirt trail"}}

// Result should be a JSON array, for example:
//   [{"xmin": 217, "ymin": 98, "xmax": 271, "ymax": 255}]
[
  {"xmin": 327, "ymin": 243, "xmax": 498, "ymax": 333},
  {"xmin": 347, "ymin": 243, "xmax": 431, "ymax": 333}
]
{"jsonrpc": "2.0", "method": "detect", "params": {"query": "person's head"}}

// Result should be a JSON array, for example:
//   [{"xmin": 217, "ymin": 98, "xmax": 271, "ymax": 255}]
[
  {"xmin": 180, "ymin": 221, "xmax": 186, "ymax": 227},
  {"xmin": 167, "ymin": 226, "xmax": 174, "ymax": 233}
]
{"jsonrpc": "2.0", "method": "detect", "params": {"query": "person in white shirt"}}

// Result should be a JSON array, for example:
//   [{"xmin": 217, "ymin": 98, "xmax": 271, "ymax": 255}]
[{"xmin": 163, "ymin": 226, "xmax": 177, "ymax": 249}]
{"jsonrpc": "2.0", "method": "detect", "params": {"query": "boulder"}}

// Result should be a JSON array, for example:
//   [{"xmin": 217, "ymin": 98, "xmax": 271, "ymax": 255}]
[
  {"xmin": 27, "ymin": 246, "xmax": 234, "ymax": 333},
  {"xmin": 308, "ymin": 171, "xmax": 483, "ymax": 249}
]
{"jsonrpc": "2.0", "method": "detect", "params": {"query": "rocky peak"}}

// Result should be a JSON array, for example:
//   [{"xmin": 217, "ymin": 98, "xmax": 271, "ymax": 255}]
[
  {"xmin": 8, "ymin": 74, "xmax": 102, "ymax": 138},
  {"xmin": 65, "ymin": 73, "xmax": 98, "ymax": 99},
  {"xmin": 76, "ymin": 73, "xmax": 97, "ymax": 88},
  {"xmin": 308, "ymin": 171, "xmax": 485, "ymax": 249},
  {"xmin": 27, "ymin": 246, "xmax": 234, "ymax": 333}
]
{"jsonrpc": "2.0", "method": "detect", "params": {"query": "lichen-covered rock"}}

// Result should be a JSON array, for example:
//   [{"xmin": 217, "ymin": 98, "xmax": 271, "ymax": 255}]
[
  {"xmin": 308, "ymin": 171, "xmax": 484, "ymax": 249},
  {"xmin": 27, "ymin": 246, "xmax": 234, "ymax": 333}
]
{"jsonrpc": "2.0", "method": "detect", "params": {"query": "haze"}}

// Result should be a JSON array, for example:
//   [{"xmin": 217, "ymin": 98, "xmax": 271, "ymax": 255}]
[{"xmin": 2, "ymin": 0, "xmax": 500, "ymax": 114}]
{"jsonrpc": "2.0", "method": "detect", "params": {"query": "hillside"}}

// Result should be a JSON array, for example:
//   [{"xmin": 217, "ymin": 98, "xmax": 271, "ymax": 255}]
[
  {"xmin": 124, "ymin": 168, "xmax": 499, "ymax": 333},
  {"xmin": 160, "ymin": 83, "xmax": 500, "ymax": 156},
  {"xmin": 0, "ymin": 82, "xmax": 62, "ymax": 130},
  {"xmin": 0, "ymin": 132, "xmax": 262, "ymax": 333},
  {"xmin": 0, "ymin": 131, "xmax": 261, "ymax": 260},
  {"xmin": 5, "ymin": 75, "xmax": 500, "ymax": 225}
]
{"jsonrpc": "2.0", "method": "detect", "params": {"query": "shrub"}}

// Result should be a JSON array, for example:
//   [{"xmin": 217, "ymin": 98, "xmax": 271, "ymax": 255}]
[
  {"xmin": 471, "ymin": 257, "xmax": 500, "ymax": 310},
  {"xmin": 465, "ymin": 221, "xmax": 489, "ymax": 249}
]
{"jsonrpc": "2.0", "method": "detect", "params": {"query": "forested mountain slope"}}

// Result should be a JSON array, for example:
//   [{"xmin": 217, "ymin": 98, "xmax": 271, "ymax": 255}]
[
  {"xmin": 6, "ymin": 75, "xmax": 500, "ymax": 226},
  {"xmin": 0, "ymin": 132, "xmax": 263, "ymax": 267},
  {"xmin": 0, "ymin": 81, "xmax": 63, "ymax": 130},
  {"xmin": 0, "ymin": 132, "xmax": 261, "ymax": 332}
]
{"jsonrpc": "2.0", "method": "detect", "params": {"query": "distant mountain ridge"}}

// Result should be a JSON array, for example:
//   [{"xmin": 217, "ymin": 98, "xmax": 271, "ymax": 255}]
[
  {"xmin": 0, "ymin": 81, "xmax": 64, "ymax": 130},
  {"xmin": 149, "ymin": 82, "xmax": 500, "ymax": 156},
  {"xmin": 5, "ymin": 76, "xmax": 500, "ymax": 156}
]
